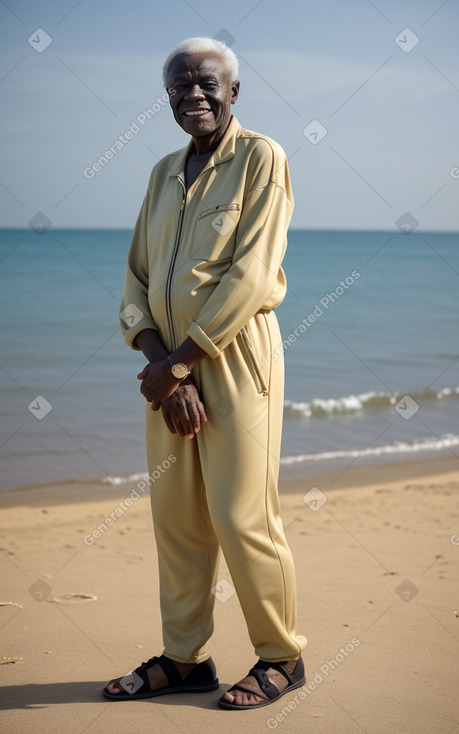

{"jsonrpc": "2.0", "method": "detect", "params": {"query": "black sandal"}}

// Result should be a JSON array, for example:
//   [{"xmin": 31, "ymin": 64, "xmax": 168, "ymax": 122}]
[
  {"xmin": 102, "ymin": 654, "xmax": 219, "ymax": 700},
  {"xmin": 218, "ymin": 657, "xmax": 306, "ymax": 710}
]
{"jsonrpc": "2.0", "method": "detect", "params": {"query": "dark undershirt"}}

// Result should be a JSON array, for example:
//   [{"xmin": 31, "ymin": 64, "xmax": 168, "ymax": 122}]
[{"xmin": 185, "ymin": 150, "xmax": 213, "ymax": 190}]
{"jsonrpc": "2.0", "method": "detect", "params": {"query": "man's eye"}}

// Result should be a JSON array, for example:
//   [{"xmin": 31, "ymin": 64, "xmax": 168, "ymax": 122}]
[{"xmin": 169, "ymin": 81, "xmax": 217, "ymax": 94}]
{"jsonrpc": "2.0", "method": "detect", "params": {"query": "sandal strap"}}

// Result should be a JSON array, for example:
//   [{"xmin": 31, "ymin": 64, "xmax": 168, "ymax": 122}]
[
  {"xmin": 249, "ymin": 659, "xmax": 294, "ymax": 686},
  {"xmin": 226, "ymin": 681, "xmax": 270, "ymax": 701},
  {"xmin": 220, "ymin": 659, "xmax": 304, "ymax": 708},
  {"xmin": 247, "ymin": 668, "xmax": 281, "ymax": 700},
  {"xmin": 119, "ymin": 655, "xmax": 160, "ymax": 695},
  {"xmin": 126, "ymin": 654, "xmax": 181, "ymax": 694},
  {"xmin": 154, "ymin": 655, "xmax": 183, "ymax": 687}
]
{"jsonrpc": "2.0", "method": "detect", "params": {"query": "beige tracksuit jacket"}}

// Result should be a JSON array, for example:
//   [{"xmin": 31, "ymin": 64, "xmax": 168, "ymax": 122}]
[{"xmin": 120, "ymin": 115, "xmax": 307, "ymax": 664}]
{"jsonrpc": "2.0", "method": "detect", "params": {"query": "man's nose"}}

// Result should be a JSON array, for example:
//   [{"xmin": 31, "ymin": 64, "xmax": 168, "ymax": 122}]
[{"xmin": 184, "ymin": 84, "xmax": 205, "ymax": 100}]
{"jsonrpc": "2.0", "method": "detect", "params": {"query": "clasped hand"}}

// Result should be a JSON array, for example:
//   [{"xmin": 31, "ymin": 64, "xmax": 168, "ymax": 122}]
[{"xmin": 137, "ymin": 360, "xmax": 207, "ymax": 439}]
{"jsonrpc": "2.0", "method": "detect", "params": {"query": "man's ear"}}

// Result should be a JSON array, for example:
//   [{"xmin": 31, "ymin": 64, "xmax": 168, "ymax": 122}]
[{"xmin": 231, "ymin": 81, "xmax": 240, "ymax": 104}]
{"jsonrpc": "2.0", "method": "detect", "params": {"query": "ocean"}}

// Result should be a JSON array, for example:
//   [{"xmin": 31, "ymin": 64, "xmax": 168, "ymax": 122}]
[{"xmin": 1, "ymin": 228, "xmax": 458, "ymax": 491}]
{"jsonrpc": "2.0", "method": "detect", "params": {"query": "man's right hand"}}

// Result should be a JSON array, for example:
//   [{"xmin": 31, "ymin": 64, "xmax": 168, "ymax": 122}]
[{"xmin": 160, "ymin": 377, "xmax": 207, "ymax": 439}]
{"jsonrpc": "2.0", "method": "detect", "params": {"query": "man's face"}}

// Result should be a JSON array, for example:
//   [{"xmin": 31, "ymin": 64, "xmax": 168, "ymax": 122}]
[{"xmin": 166, "ymin": 51, "xmax": 239, "ymax": 145}]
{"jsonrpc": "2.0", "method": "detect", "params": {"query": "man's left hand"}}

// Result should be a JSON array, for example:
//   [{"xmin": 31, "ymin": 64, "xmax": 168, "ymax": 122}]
[
  {"xmin": 137, "ymin": 359, "xmax": 178, "ymax": 410},
  {"xmin": 161, "ymin": 378, "xmax": 207, "ymax": 438}
]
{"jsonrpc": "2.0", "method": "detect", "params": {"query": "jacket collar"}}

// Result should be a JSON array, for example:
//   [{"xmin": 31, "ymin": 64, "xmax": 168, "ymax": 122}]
[{"xmin": 168, "ymin": 115, "xmax": 240, "ymax": 177}]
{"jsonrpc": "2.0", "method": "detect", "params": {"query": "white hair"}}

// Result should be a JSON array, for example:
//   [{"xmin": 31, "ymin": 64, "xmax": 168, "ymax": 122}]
[{"xmin": 162, "ymin": 37, "xmax": 239, "ymax": 87}]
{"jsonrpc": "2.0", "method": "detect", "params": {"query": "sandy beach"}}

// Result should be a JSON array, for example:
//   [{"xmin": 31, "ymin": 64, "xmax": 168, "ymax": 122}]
[{"xmin": 1, "ymin": 456, "xmax": 458, "ymax": 733}]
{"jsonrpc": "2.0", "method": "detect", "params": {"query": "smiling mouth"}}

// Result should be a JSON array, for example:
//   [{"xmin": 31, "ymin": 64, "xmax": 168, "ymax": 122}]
[{"xmin": 183, "ymin": 108, "xmax": 211, "ymax": 117}]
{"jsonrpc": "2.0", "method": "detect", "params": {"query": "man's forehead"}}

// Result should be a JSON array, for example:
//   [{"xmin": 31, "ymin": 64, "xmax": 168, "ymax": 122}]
[{"xmin": 168, "ymin": 52, "xmax": 229, "ymax": 80}]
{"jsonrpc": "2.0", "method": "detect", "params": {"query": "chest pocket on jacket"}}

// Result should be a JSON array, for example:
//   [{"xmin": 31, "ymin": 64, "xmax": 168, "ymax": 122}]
[{"xmin": 190, "ymin": 203, "xmax": 241, "ymax": 261}]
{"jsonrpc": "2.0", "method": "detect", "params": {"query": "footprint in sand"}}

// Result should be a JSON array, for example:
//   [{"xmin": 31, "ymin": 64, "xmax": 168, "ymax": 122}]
[{"xmin": 47, "ymin": 593, "xmax": 97, "ymax": 604}]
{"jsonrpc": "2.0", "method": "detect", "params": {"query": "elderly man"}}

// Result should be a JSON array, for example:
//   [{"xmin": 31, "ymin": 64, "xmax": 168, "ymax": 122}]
[{"xmin": 103, "ymin": 37, "xmax": 306, "ymax": 710}]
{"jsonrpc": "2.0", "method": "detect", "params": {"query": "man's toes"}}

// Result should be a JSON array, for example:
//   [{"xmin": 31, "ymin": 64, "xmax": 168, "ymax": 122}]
[
  {"xmin": 233, "ymin": 691, "xmax": 247, "ymax": 706},
  {"xmin": 233, "ymin": 690, "xmax": 264, "ymax": 706},
  {"xmin": 247, "ymin": 693, "xmax": 264, "ymax": 706},
  {"xmin": 106, "ymin": 679, "xmax": 123, "ymax": 694},
  {"xmin": 221, "ymin": 690, "xmax": 236, "ymax": 703}
]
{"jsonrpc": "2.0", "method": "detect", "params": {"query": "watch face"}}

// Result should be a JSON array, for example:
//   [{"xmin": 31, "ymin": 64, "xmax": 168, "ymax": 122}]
[{"xmin": 171, "ymin": 363, "xmax": 189, "ymax": 379}]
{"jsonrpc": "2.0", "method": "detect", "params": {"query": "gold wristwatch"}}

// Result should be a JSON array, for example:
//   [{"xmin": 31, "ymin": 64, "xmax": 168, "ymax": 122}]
[{"xmin": 168, "ymin": 358, "xmax": 191, "ymax": 381}]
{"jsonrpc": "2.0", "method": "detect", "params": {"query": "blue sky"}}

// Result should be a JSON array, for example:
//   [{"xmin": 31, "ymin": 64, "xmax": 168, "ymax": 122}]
[{"xmin": 1, "ymin": 0, "xmax": 458, "ymax": 230}]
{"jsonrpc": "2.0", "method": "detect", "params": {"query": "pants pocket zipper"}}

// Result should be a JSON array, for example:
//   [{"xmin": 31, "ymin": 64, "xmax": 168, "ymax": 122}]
[{"xmin": 239, "ymin": 326, "xmax": 268, "ymax": 396}]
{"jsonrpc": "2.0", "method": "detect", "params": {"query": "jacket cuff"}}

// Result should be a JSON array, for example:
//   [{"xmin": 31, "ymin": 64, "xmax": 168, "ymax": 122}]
[
  {"xmin": 121, "ymin": 318, "xmax": 157, "ymax": 350},
  {"xmin": 187, "ymin": 322, "xmax": 221, "ymax": 359}
]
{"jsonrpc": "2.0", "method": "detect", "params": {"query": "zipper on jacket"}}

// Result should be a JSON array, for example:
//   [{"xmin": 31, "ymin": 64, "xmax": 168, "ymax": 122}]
[{"xmin": 165, "ymin": 178, "xmax": 186, "ymax": 350}]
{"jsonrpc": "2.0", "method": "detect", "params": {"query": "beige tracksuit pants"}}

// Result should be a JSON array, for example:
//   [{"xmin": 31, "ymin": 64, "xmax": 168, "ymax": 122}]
[{"xmin": 145, "ymin": 311, "xmax": 307, "ymax": 664}]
